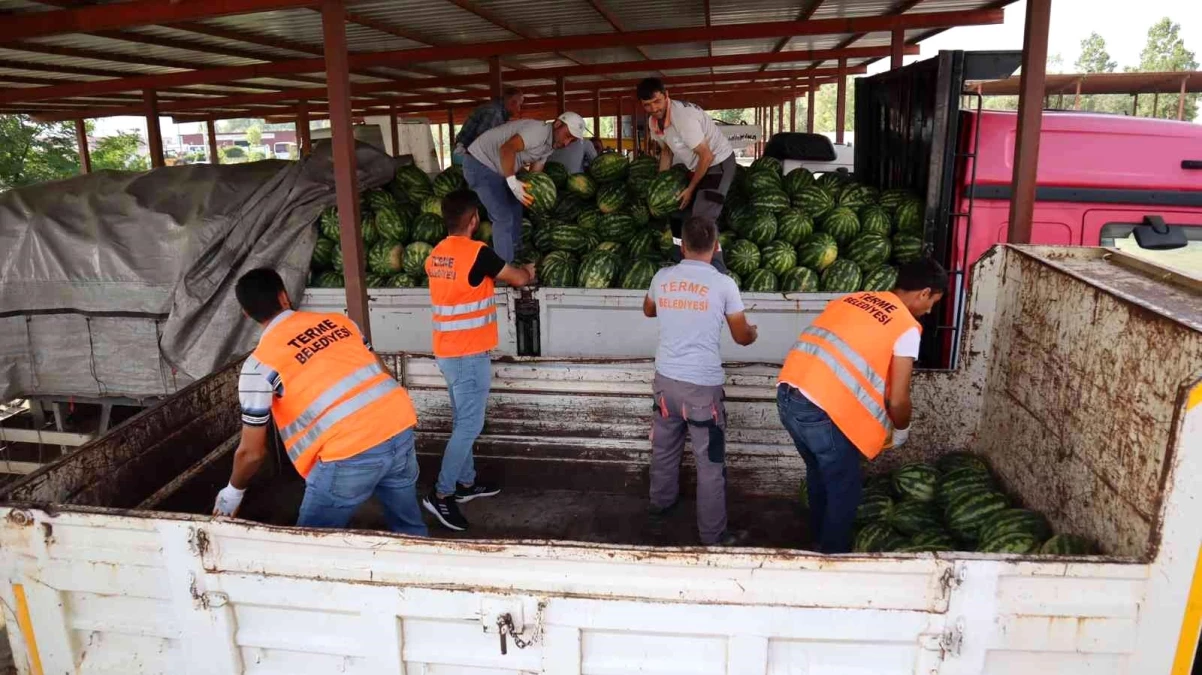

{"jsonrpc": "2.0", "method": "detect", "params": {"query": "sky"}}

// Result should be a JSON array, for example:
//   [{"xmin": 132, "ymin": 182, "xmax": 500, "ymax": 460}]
[{"xmin": 94, "ymin": 0, "xmax": 1201, "ymax": 139}]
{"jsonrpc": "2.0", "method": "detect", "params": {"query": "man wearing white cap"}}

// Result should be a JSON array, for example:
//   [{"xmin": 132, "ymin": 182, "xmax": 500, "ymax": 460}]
[{"xmin": 464, "ymin": 112, "xmax": 588, "ymax": 262}]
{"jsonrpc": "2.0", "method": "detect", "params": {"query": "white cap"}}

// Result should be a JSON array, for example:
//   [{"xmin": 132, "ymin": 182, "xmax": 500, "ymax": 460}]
[{"xmin": 556, "ymin": 111, "xmax": 589, "ymax": 139}]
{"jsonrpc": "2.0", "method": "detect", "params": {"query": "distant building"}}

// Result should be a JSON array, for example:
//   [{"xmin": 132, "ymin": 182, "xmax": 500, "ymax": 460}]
[{"xmin": 177, "ymin": 129, "xmax": 298, "ymax": 159}]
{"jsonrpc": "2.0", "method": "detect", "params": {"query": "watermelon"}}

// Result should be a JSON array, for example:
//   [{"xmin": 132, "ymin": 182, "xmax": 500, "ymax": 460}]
[
  {"xmin": 853, "ymin": 522, "xmax": 905, "ymax": 553},
  {"xmin": 798, "ymin": 476, "xmax": 809, "ymax": 511},
  {"xmin": 726, "ymin": 240, "xmax": 761, "ymax": 277},
  {"xmin": 627, "ymin": 230, "xmax": 657, "ymax": 258},
  {"xmin": 820, "ymin": 258, "xmax": 862, "ymax": 293},
  {"xmin": 549, "ymin": 225, "xmax": 593, "ymax": 254},
  {"xmin": 945, "ymin": 491, "xmax": 1009, "ymax": 542},
  {"xmin": 316, "ymin": 271, "xmax": 344, "ymax": 288},
  {"xmin": 751, "ymin": 188, "xmax": 790, "ymax": 214},
  {"xmin": 566, "ymin": 173, "xmax": 597, "ymax": 199},
  {"xmin": 776, "ymin": 209, "xmax": 814, "ymax": 246},
  {"xmin": 937, "ymin": 468, "xmax": 997, "ymax": 508},
  {"xmin": 432, "ymin": 167, "xmax": 466, "ymax": 198},
  {"xmin": 647, "ymin": 170, "xmax": 688, "ymax": 218},
  {"xmin": 627, "ymin": 176, "xmax": 652, "ymax": 201},
  {"xmin": 366, "ymin": 189, "xmax": 397, "ymax": 214},
  {"xmin": 861, "ymin": 265, "xmax": 898, "ymax": 292},
  {"xmin": 597, "ymin": 213, "xmax": 634, "ymax": 241},
  {"xmin": 845, "ymin": 234, "xmax": 892, "ymax": 271},
  {"xmin": 367, "ymin": 242, "xmax": 405, "ymax": 275},
  {"xmin": 897, "ymin": 530, "xmax": 957, "ymax": 552},
  {"xmin": 836, "ymin": 182, "xmax": 873, "ymax": 210},
  {"xmin": 1039, "ymin": 534, "xmax": 1096, "ymax": 555},
  {"xmin": 533, "ymin": 222, "xmax": 557, "ymax": 253},
  {"xmin": 411, "ymin": 212, "xmax": 445, "ymax": 244},
  {"xmin": 576, "ymin": 208, "xmax": 601, "ymax": 231},
  {"xmin": 936, "ymin": 452, "xmax": 991, "ymax": 476},
  {"xmin": 815, "ymin": 171, "xmax": 846, "ymax": 191},
  {"xmin": 726, "ymin": 269, "xmax": 742, "ymax": 290},
  {"xmin": 387, "ymin": 273, "xmax": 417, "ymax": 288},
  {"xmin": 978, "ymin": 531, "xmax": 1041, "ymax": 554},
  {"xmin": 595, "ymin": 183, "xmax": 629, "ymax": 214},
  {"xmin": 540, "ymin": 259, "xmax": 577, "ymax": 287},
  {"xmin": 760, "ymin": 241, "xmax": 798, "ymax": 277},
  {"xmin": 402, "ymin": 242, "xmax": 433, "ymax": 278},
  {"xmin": 856, "ymin": 492, "xmax": 893, "ymax": 524},
  {"xmin": 879, "ymin": 188, "xmax": 912, "ymax": 211},
  {"xmin": 864, "ymin": 472, "xmax": 895, "ymax": 497},
  {"xmin": 395, "ymin": 164, "xmax": 433, "ymax": 198},
  {"xmin": 589, "ymin": 152, "xmax": 629, "ymax": 183},
  {"xmin": 743, "ymin": 210, "xmax": 778, "ymax": 247},
  {"xmin": 596, "ymin": 241, "xmax": 627, "ymax": 258},
  {"xmin": 543, "ymin": 161, "xmax": 569, "ymax": 188},
  {"xmin": 553, "ymin": 194, "xmax": 589, "ymax": 223},
  {"xmin": 526, "ymin": 173, "xmax": 558, "ymax": 214},
  {"xmin": 859, "ymin": 205, "xmax": 893, "ymax": 237},
  {"xmin": 578, "ymin": 252, "xmax": 619, "ymax": 288},
  {"xmin": 319, "ymin": 207, "xmax": 340, "ymax": 241},
  {"xmin": 797, "ymin": 233, "xmax": 838, "ymax": 272},
  {"xmin": 977, "ymin": 509, "xmax": 1052, "ymax": 545},
  {"xmin": 730, "ymin": 205, "xmax": 759, "ymax": 236},
  {"xmin": 311, "ymin": 238, "xmax": 336, "ymax": 268},
  {"xmin": 892, "ymin": 463, "xmax": 940, "ymax": 503},
  {"xmin": 894, "ymin": 197, "xmax": 924, "ymax": 236},
  {"xmin": 782, "ymin": 168, "xmax": 815, "ymax": 200},
  {"xmin": 376, "ymin": 205, "xmax": 410, "ymax": 243},
  {"xmin": 821, "ymin": 207, "xmax": 860, "ymax": 245},
  {"xmin": 744, "ymin": 269, "xmax": 778, "ymax": 293},
  {"xmin": 473, "ymin": 219, "xmax": 493, "ymax": 245},
  {"xmin": 331, "ymin": 244, "xmax": 344, "ymax": 273},
  {"xmin": 628, "ymin": 155, "xmax": 658, "ymax": 181},
  {"xmin": 630, "ymin": 202, "xmax": 651, "ymax": 227},
  {"xmin": 892, "ymin": 234, "xmax": 924, "ymax": 264},
  {"xmin": 795, "ymin": 185, "xmax": 835, "ymax": 220},
  {"xmin": 750, "ymin": 155, "xmax": 782, "ymax": 175},
  {"xmin": 661, "ymin": 227, "xmax": 678, "ymax": 252},
  {"xmin": 779, "ymin": 266, "xmax": 820, "ymax": 293},
  {"xmin": 889, "ymin": 500, "xmax": 943, "ymax": 536},
  {"xmin": 717, "ymin": 231, "xmax": 736, "ymax": 252},
  {"xmin": 621, "ymin": 258, "xmax": 658, "ymax": 290},
  {"xmin": 420, "ymin": 195, "xmax": 442, "ymax": 217},
  {"xmin": 364, "ymin": 273, "xmax": 386, "ymax": 288}
]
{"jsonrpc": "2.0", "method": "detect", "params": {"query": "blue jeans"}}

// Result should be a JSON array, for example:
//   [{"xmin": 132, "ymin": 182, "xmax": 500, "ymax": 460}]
[
  {"xmin": 463, "ymin": 154, "xmax": 523, "ymax": 262},
  {"xmin": 777, "ymin": 386, "xmax": 862, "ymax": 553},
  {"xmin": 296, "ymin": 428, "xmax": 428, "ymax": 536},
  {"xmin": 435, "ymin": 352, "xmax": 492, "ymax": 496}
]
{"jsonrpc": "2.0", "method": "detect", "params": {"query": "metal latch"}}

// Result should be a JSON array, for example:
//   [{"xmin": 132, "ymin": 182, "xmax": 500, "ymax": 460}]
[
  {"xmin": 496, "ymin": 612, "xmax": 534, "ymax": 655},
  {"xmin": 940, "ymin": 618, "xmax": 965, "ymax": 657}
]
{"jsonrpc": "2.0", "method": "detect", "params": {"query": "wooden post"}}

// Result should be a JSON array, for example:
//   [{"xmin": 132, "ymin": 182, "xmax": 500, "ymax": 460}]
[
  {"xmin": 556, "ymin": 76, "xmax": 566, "ymax": 116},
  {"xmin": 1132, "ymin": 93, "xmax": 1139, "ymax": 116},
  {"xmin": 835, "ymin": 58, "xmax": 847, "ymax": 144},
  {"xmin": 74, "ymin": 119, "xmax": 91, "ymax": 173},
  {"xmin": 1152, "ymin": 92, "xmax": 1160, "ymax": 119},
  {"xmin": 297, "ymin": 101, "xmax": 311, "ymax": 156},
  {"xmin": 489, "ymin": 55, "xmax": 503, "ymax": 100},
  {"xmin": 447, "ymin": 106, "xmax": 455, "ymax": 145},
  {"xmin": 1006, "ymin": 0, "xmax": 1051, "ymax": 245},
  {"xmin": 891, "ymin": 27, "xmax": 905, "ymax": 70},
  {"xmin": 322, "ymin": 0, "xmax": 369, "ymax": 338},
  {"xmin": 1179, "ymin": 77, "xmax": 1189, "ymax": 121},
  {"xmin": 144, "ymin": 89, "xmax": 164, "ymax": 168},
  {"xmin": 593, "ymin": 88, "xmax": 601, "ymax": 141},
  {"xmin": 1073, "ymin": 79, "xmax": 1082, "ymax": 110},
  {"xmin": 807, "ymin": 78, "xmax": 816, "ymax": 133},
  {"xmin": 388, "ymin": 105, "xmax": 399, "ymax": 156},
  {"xmin": 206, "ymin": 119, "xmax": 219, "ymax": 164}
]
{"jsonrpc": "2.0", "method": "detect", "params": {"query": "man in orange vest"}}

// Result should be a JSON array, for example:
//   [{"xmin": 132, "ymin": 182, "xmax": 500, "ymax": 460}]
[
  {"xmin": 212, "ymin": 268, "xmax": 427, "ymax": 535},
  {"xmin": 776, "ymin": 258, "xmax": 948, "ymax": 553},
  {"xmin": 422, "ymin": 190, "xmax": 535, "ymax": 531}
]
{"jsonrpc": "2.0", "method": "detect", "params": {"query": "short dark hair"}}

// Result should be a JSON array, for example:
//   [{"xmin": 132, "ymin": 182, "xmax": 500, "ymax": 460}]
[
  {"xmin": 442, "ymin": 190, "xmax": 478, "ymax": 234},
  {"xmin": 681, "ymin": 216, "xmax": 716, "ymax": 254},
  {"xmin": 894, "ymin": 258, "xmax": 949, "ymax": 294},
  {"xmin": 501, "ymin": 86, "xmax": 522, "ymax": 99},
  {"xmin": 235, "ymin": 268, "xmax": 287, "ymax": 322},
  {"xmin": 636, "ymin": 77, "xmax": 666, "ymax": 102}
]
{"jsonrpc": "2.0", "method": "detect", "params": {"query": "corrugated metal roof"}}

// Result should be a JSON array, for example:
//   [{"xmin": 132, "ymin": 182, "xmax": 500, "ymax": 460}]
[
  {"xmin": 20, "ymin": 33, "xmax": 258, "ymax": 68},
  {"xmin": 595, "ymin": 0, "xmax": 706, "ymax": 32},
  {"xmin": 348, "ymin": 0, "xmax": 516, "ymax": 45},
  {"xmin": 470, "ymin": 0, "xmax": 616, "ymax": 38},
  {"xmin": 811, "ymin": 0, "xmax": 896, "ymax": 20},
  {"xmin": 0, "ymin": 47, "xmax": 176, "ymax": 76},
  {"xmin": 710, "ymin": 0, "xmax": 813, "ymax": 25},
  {"xmin": 126, "ymin": 25, "xmax": 310, "ymax": 60}
]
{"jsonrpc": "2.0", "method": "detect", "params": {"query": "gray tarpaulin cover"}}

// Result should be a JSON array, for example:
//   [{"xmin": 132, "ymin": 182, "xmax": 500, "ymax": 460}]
[{"xmin": 0, "ymin": 141, "xmax": 395, "ymax": 401}]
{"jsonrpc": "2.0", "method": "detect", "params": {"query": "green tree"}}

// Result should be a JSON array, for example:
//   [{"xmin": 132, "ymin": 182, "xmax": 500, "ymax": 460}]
[
  {"xmin": 1133, "ymin": 18, "xmax": 1198, "ymax": 121},
  {"xmin": 91, "ymin": 131, "xmax": 149, "ymax": 172},
  {"xmin": 813, "ymin": 78, "xmax": 855, "ymax": 135},
  {"xmin": 245, "ymin": 124, "xmax": 263, "ymax": 150},
  {"xmin": 1076, "ymin": 33, "xmax": 1117, "ymax": 73},
  {"xmin": 0, "ymin": 115, "xmax": 80, "ymax": 190}
]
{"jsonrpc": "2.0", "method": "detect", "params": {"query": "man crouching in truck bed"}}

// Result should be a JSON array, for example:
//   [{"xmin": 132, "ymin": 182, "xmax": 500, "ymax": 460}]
[{"xmin": 211, "ymin": 268, "xmax": 428, "ymax": 536}]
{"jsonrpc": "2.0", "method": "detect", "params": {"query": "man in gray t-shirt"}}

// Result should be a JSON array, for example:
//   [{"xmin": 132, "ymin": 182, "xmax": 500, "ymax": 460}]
[
  {"xmin": 642, "ymin": 217, "xmax": 758, "ymax": 546},
  {"xmin": 462, "ymin": 113, "xmax": 588, "ymax": 262}
]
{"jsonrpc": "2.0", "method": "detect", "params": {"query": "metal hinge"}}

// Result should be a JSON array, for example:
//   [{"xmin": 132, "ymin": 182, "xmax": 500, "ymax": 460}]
[{"xmin": 940, "ymin": 618, "xmax": 965, "ymax": 658}]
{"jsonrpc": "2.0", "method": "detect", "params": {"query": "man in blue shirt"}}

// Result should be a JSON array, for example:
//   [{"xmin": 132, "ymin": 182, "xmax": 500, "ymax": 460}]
[{"xmin": 452, "ymin": 87, "xmax": 524, "ymax": 166}]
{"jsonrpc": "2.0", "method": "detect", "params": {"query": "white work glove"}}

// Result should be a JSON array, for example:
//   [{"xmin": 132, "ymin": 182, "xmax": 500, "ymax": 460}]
[
  {"xmin": 506, "ymin": 175, "xmax": 534, "ymax": 207},
  {"xmin": 212, "ymin": 483, "xmax": 245, "ymax": 517},
  {"xmin": 890, "ymin": 426, "xmax": 911, "ymax": 449}
]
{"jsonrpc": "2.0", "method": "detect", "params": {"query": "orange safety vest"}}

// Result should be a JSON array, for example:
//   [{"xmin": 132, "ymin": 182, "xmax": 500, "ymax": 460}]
[
  {"xmin": 777, "ymin": 291, "xmax": 920, "ymax": 459},
  {"xmin": 426, "ymin": 236, "xmax": 499, "ymax": 358},
  {"xmin": 251, "ymin": 311, "xmax": 417, "ymax": 478}
]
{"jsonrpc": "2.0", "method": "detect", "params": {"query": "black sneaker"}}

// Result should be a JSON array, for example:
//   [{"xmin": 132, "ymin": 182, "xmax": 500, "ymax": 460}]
[
  {"xmin": 710, "ymin": 530, "xmax": 750, "ymax": 547},
  {"xmin": 455, "ymin": 483, "xmax": 501, "ymax": 503},
  {"xmin": 648, "ymin": 498, "xmax": 680, "ymax": 516},
  {"xmin": 423, "ymin": 491, "xmax": 468, "ymax": 531}
]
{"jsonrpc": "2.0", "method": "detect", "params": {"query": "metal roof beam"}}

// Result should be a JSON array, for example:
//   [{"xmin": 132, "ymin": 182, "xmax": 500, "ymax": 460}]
[
  {"xmin": 0, "ymin": 0, "xmax": 321, "ymax": 41},
  {"xmin": 756, "ymin": 0, "xmax": 825, "ymax": 76},
  {"xmin": 584, "ymin": 0, "xmax": 657, "ymax": 64}
]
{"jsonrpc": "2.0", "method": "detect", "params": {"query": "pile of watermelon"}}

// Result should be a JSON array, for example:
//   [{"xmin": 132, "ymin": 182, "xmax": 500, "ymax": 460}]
[
  {"xmin": 308, "ymin": 164, "xmax": 491, "ymax": 288},
  {"xmin": 719, "ymin": 156, "xmax": 927, "ymax": 293},
  {"xmin": 800, "ymin": 451, "xmax": 1099, "ymax": 555}
]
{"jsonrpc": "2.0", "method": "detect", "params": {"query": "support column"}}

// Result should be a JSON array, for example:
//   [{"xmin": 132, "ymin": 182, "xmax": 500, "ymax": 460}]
[
  {"xmin": 1006, "ymin": 0, "xmax": 1051, "ymax": 245},
  {"xmin": 615, "ymin": 96, "xmax": 623, "ymax": 154},
  {"xmin": 835, "ymin": 58, "xmax": 847, "ymax": 145},
  {"xmin": 556, "ymin": 76, "xmax": 566, "ymax": 116},
  {"xmin": 1132, "ymin": 94, "xmax": 1139, "ymax": 116},
  {"xmin": 593, "ymin": 89, "xmax": 601, "ymax": 141},
  {"xmin": 1152, "ymin": 92, "xmax": 1160, "ymax": 118},
  {"xmin": 322, "ymin": 0, "xmax": 369, "ymax": 338},
  {"xmin": 144, "ymin": 89, "xmax": 164, "ymax": 169},
  {"xmin": 1073, "ymin": 79, "xmax": 1082, "ymax": 110},
  {"xmin": 297, "ymin": 101, "xmax": 312, "ymax": 156},
  {"xmin": 389, "ymin": 105, "xmax": 399, "ymax": 157},
  {"xmin": 489, "ymin": 56, "xmax": 503, "ymax": 100},
  {"xmin": 447, "ymin": 106, "xmax": 456, "ymax": 146},
  {"xmin": 891, "ymin": 27, "xmax": 905, "ymax": 70},
  {"xmin": 74, "ymin": 119, "xmax": 91, "ymax": 174},
  {"xmin": 1179, "ymin": 77, "xmax": 1189, "ymax": 121},
  {"xmin": 206, "ymin": 119, "xmax": 219, "ymax": 164},
  {"xmin": 807, "ymin": 78, "xmax": 816, "ymax": 133},
  {"xmin": 437, "ymin": 122, "xmax": 444, "ymax": 168},
  {"xmin": 791, "ymin": 85, "xmax": 797, "ymax": 132}
]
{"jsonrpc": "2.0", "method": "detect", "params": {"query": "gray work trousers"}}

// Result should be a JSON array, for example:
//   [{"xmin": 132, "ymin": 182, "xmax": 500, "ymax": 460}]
[{"xmin": 650, "ymin": 372, "xmax": 728, "ymax": 544}]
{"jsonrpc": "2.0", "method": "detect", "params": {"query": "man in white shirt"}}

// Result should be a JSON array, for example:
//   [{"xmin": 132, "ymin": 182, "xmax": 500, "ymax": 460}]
[{"xmin": 638, "ymin": 78, "xmax": 738, "ymax": 271}]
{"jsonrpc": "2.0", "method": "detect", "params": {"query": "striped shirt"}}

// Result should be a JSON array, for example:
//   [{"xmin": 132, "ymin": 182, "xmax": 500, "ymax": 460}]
[{"xmin": 238, "ymin": 310, "xmax": 371, "ymax": 427}]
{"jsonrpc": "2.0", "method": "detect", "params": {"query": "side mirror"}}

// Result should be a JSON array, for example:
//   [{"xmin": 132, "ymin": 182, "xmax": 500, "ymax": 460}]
[{"xmin": 1133, "ymin": 215, "xmax": 1188, "ymax": 250}]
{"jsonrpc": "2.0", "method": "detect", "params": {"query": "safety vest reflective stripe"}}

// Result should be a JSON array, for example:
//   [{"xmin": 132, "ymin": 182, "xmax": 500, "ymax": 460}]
[
  {"xmin": 789, "ymin": 340, "xmax": 890, "ymax": 429},
  {"xmin": 285, "ymin": 377, "xmax": 400, "ymax": 462},
  {"xmin": 433, "ymin": 312, "xmax": 498, "ymax": 333},
  {"xmin": 799, "ymin": 325, "xmax": 886, "ymax": 394},
  {"xmin": 431, "ymin": 296, "xmax": 496, "ymax": 317},
  {"xmin": 278, "ymin": 362, "xmax": 385, "ymax": 441}
]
